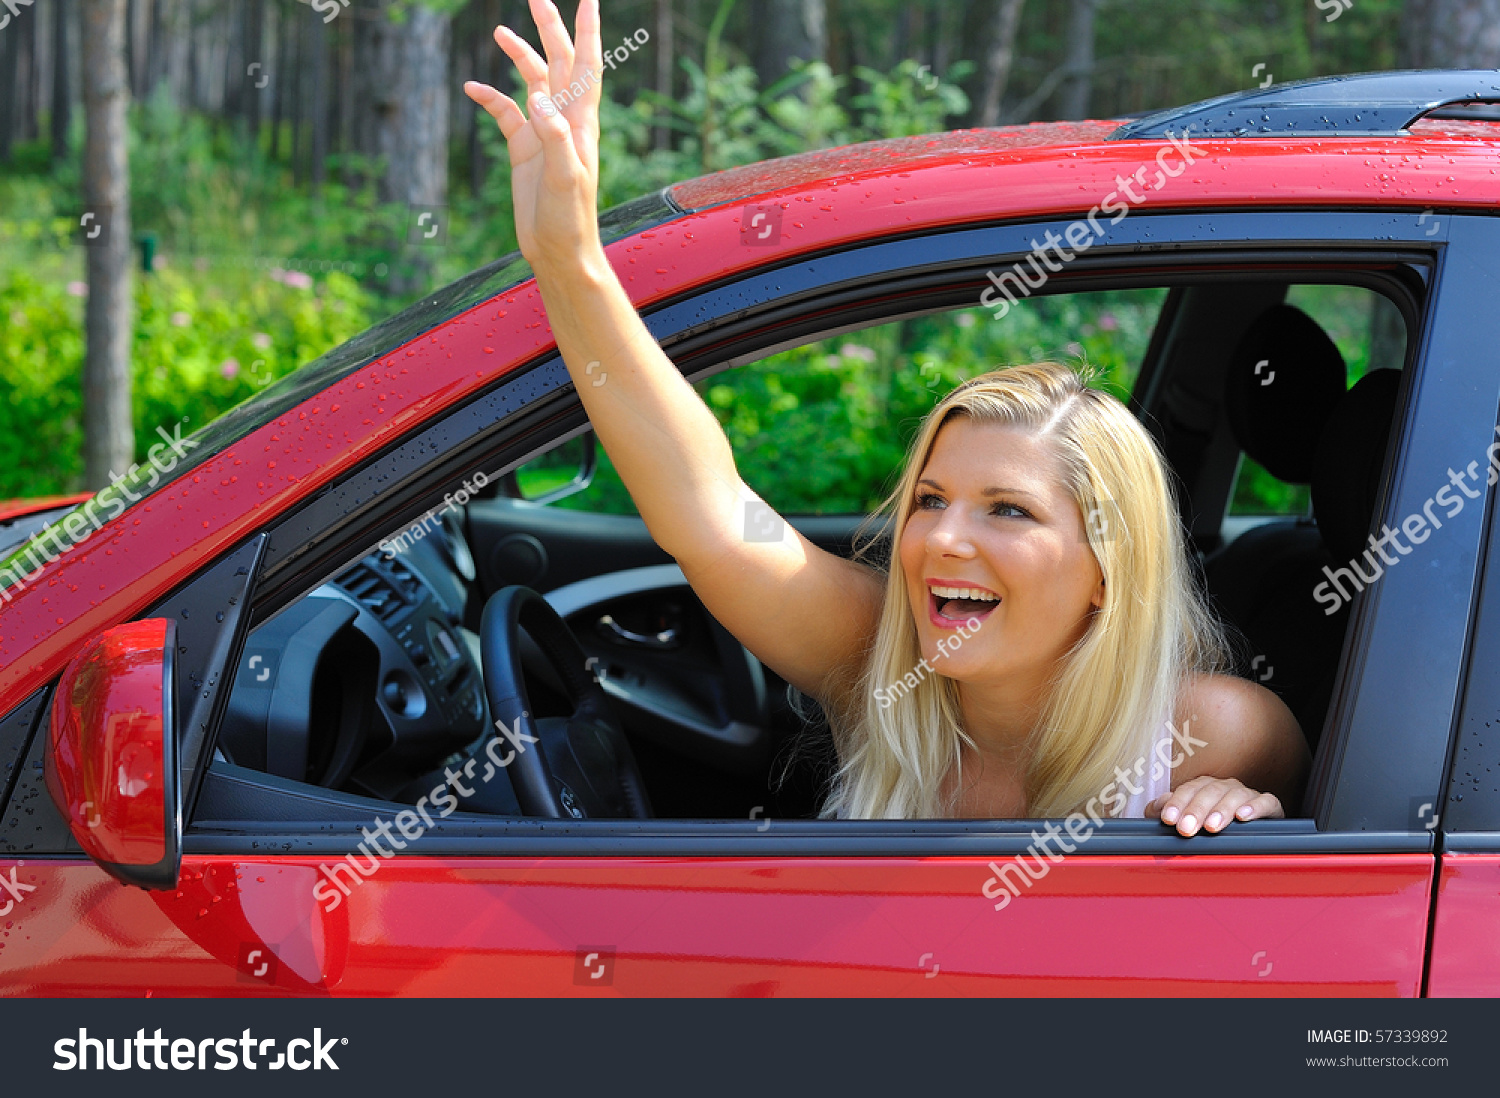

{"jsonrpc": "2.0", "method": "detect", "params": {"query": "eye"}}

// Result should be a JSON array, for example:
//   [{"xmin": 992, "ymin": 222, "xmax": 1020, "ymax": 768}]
[
  {"xmin": 991, "ymin": 501, "xmax": 1033, "ymax": 519},
  {"xmin": 914, "ymin": 491, "xmax": 945, "ymax": 510}
]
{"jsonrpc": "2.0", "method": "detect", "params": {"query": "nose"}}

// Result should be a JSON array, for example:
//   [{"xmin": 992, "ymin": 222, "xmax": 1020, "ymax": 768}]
[{"xmin": 924, "ymin": 502, "xmax": 977, "ymax": 558}]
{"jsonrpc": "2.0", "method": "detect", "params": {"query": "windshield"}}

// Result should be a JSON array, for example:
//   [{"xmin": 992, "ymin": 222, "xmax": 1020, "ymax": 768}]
[{"xmin": 0, "ymin": 191, "xmax": 682, "ymax": 596}]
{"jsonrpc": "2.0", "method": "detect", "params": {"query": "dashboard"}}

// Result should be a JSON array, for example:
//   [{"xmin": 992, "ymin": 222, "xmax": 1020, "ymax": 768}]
[
  {"xmin": 213, "ymin": 502, "xmax": 809, "ymax": 821},
  {"xmin": 219, "ymin": 519, "xmax": 488, "ymax": 801}
]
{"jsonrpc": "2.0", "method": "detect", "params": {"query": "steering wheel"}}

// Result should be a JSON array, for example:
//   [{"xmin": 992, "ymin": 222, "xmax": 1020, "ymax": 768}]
[{"xmin": 480, "ymin": 586, "xmax": 652, "ymax": 819}]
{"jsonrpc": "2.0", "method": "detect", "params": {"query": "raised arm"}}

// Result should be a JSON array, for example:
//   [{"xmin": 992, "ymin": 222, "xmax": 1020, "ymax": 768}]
[{"xmin": 463, "ymin": 0, "xmax": 882, "ymax": 704}]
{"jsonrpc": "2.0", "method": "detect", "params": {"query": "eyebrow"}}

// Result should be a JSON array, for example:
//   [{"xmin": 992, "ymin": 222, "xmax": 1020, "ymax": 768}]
[{"xmin": 917, "ymin": 478, "xmax": 1043, "ymax": 502}]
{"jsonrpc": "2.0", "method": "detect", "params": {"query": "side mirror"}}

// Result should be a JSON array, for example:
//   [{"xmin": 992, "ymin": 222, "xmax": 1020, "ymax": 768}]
[
  {"xmin": 502, "ymin": 431, "xmax": 597, "ymax": 505},
  {"xmin": 44, "ymin": 618, "xmax": 181, "ymax": 890}
]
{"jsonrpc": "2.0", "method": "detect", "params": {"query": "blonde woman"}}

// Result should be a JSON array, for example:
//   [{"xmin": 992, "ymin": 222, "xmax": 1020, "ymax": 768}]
[{"xmin": 464, "ymin": 0, "xmax": 1309, "ymax": 833}]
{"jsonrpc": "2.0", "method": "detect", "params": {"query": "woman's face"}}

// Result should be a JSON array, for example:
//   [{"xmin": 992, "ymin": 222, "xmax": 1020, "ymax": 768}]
[{"xmin": 899, "ymin": 416, "xmax": 1105, "ymax": 691}]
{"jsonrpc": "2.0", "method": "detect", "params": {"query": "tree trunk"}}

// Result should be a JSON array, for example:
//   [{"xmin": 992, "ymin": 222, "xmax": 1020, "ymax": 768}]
[
  {"xmin": 309, "ymin": 2, "xmax": 327, "ymax": 192},
  {"xmin": 145, "ymin": 0, "xmax": 164, "ymax": 98},
  {"xmin": 245, "ymin": 0, "xmax": 265, "ymax": 145},
  {"xmin": 751, "ymin": 0, "xmax": 826, "ymax": 90},
  {"xmin": 186, "ymin": 0, "xmax": 199, "ymax": 110},
  {"xmin": 977, "ymin": 0, "xmax": 1025, "ymax": 127},
  {"xmin": 222, "ymin": 0, "xmax": 242, "ymax": 121},
  {"xmin": 0, "ymin": 7, "xmax": 20, "ymax": 163},
  {"xmin": 19, "ymin": 0, "xmax": 39, "ymax": 140},
  {"xmin": 82, "ymin": 0, "xmax": 135, "ymax": 491},
  {"xmin": 653, "ymin": 0, "xmax": 673, "ymax": 149},
  {"xmin": 337, "ymin": 6, "xmax": 353, "ymax": 178},
  {"xmin": 1057, "ymin": 0, "xmax": 1095, "ymax": 120},
  {"xmin": 289, "ymin": 2, "xmax": 303, "ymax": 184},
  {"xmin": 269, "ymin": 0, "xmax": 286, "ymax": 161},
  {"xmin": 466, "ymin": 0, "xmax": 490, "ymax": 194},
  {"xmin": 52, "ymin": 0, "xmax": 71, "ymax": 159},
  {"xmin": 1399, "ymin": 0, "xmax": 1500, "ymax": 67},
  {"xmin": 352, "ymin": 0, "xmax": 451, "ymax": 293}
]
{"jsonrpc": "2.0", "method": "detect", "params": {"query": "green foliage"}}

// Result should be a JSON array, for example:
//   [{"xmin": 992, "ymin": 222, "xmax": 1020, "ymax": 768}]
[
  {"xmin": 0, "ymin": 264, "xmax": 371, "ymax": 497},
  {"xmin": 0, "ymin": 22, "xmax": 1395, "ymax": 522},
  {"xmin": 556, "ymin": 289, "xmax": 1166, "ymax": 517},
  {"xmin": 0, "ymin": 273, "xmax": 85, "ymax": 498}
]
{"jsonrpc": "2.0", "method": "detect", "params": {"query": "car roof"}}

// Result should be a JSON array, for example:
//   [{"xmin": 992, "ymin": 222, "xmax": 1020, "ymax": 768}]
[{"xmin": 670, "ymin": 68, "xmax": 1500, "ymax": 213}]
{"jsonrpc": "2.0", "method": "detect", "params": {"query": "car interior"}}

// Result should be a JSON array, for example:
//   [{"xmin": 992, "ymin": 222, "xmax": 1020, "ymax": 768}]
[{"xmin": 204, "ymin": 272, "xmax": 1412, "ymax": 827}]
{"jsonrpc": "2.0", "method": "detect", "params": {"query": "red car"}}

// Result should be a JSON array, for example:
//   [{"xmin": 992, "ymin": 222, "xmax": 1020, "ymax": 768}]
[{"xmin": 4, "ymin": 69, "xmax": 1500, "ymax": 996}]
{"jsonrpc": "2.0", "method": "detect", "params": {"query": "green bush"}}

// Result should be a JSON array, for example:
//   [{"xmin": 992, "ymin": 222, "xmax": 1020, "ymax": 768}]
[
  {"xmin": 0, "ymin": 264, "xmax": 371, "ymax": 497},
  {"xmin": 558, "ymin": 289, "xmax": 1165, "ymax": 516}
]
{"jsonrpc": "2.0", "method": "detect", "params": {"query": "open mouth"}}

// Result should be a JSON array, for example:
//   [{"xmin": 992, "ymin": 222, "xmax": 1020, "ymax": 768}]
[{"xmin": 928, "ymin": 584, "xmax": 1001, "ymax": 623}]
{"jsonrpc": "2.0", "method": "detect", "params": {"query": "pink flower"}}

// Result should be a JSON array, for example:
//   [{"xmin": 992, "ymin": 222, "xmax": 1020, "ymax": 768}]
[
  {"xmin": 170, "ymin": 311, "xmax": 191, "ymax": 327},
  {"xmin": 67, "ymin": 281, "xmax": 88, "ymax": 297},
  {"xmin": 251, "ymin": 332, "xmax": 272, "ymax": 350},
  {"xmin": 221, "ymin": 358, "xmax": 240, "ymax": 379},
  {"xmin": 283, "ymin": 271, "xmax": 313, "ymax": 290},
  {"xmin": 1098, "ymin": 313, "xmax": 1119, "ymax": 331}
]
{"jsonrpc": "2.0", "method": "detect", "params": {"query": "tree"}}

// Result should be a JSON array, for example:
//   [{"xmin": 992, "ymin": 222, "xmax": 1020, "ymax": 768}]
[
  {"xmin": 1399, "ymin": 0, "xmax": 1500, "ymax": 67},
  {"xmin": 654, "ymin": 0, "xmax": 674, "ymax": 150},
  {"xmin": 1057, "ymin": 0, "xmax": 1096, "ymax": 119},
  {"xmin": 351, "ymin": 0, "xmax": 454, "ymax": 294},
  {"xmin": 751, "ymin": 0, "xmax": 826, "ymax": 91},
  {"xmin": 81, "ymin": 0, "xmax": 134, "ymax": 490},
  {"xmin": 0, "ymin": 5, "xmax": 19, "ymax": 163},
  {"xmin": 51, "ymin": 0, "xmax": 72, "ymax": 161},
  {"xmin": 977, "ymin": 0, "xmax": 1026, "ymax": 127}
]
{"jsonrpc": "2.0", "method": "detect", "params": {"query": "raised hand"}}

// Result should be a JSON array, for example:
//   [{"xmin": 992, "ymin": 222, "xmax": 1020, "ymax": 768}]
[{"xmin": 463, "ymin": 0, "xmax": 604, "ymax": 274}]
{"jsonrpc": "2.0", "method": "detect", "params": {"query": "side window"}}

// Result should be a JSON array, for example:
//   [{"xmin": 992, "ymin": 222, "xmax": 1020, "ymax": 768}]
[
  {"xmin": 546, "ymin": 288, "xmax": 1170, "ymax": 517},
  {"xmin": 1226, "ymin": 285, "xmax": 1407, "ymax": 516}
]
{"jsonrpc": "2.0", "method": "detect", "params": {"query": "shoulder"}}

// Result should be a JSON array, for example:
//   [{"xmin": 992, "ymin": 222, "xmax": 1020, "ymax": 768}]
[{"xmin": 1170, "ymin": 673, "xmax": 1309, "ymax": 798}]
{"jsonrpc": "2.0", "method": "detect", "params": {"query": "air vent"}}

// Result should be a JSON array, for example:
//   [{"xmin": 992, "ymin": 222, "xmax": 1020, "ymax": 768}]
[{"xmin": 336, "ymin": 560, "xmax": 416, "ymax": 624}]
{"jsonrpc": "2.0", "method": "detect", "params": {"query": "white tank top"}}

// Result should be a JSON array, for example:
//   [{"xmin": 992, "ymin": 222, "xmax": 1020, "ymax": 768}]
[{"xmin": 1120, "ymin": 714, "xmax": 1175, "ymax": 818}]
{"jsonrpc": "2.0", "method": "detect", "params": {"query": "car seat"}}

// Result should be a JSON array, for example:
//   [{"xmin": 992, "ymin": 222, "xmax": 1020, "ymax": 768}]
[{"xmin": 1204, "ymin": 305, "xmax": 1352, "ymax": 750}]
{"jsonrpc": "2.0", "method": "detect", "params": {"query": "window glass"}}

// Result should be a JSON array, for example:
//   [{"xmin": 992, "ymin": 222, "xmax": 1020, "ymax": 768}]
[
  {"xmin": 557, "ymin": 288, "xmax": 1169, "ymax": 516},
  {"xmin": 1227, "ymin": 285, "xmax": 1405, "ymax": 516}
]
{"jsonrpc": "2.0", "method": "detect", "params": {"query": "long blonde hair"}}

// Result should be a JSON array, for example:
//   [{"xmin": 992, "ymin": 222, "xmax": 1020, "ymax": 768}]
[{"xmin": 819, "ymin": 361, "xmax": 1230, "ymax": 819}]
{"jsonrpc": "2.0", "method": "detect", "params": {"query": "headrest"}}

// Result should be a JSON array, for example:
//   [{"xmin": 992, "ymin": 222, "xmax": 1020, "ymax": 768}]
[
  {"xmin": 1311, "ymin": 369, "xmax": 1402, "ymax": 566},
  {"xmin": 1224, "ymin": 304, "xmax": 1348, "ymax": 483}
]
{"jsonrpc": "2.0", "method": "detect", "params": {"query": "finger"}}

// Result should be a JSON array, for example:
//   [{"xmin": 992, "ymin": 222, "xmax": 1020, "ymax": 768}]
[
  {"xmin": 464, "ymin": 82, "xmax": 528, "ymax": 141},
  {"xmin": 1233, "ymin": 792, "xmax": 1284, "ymax": 822},
  {"xmin": 524, "ymin": 88, "xmax": 582, "ymax": 179},
  {"xmin": 1172, "ymin": 780, "xmax": 1237, "ymax": 836},
  {"xmin": 573, "ymin": 0, "xmax": 603, "ymax": 79},
  {"xmin": 1200, "ymin": 786, "xmax": 1262, "ymax": 833},
  {"xmin": 495, "ymin": 24, "xmax": 552, "ymax": 95},
  {"xmin": 567, "ymin": 0, "xmax": 603, "ymax": 172},
  {"xmin": 530, "ymin": 0, "xmax": 576, "ymax": 95},
  {"xmin": 1156, "ymin": 775, "xmax": 1213, "ymax": 825}
]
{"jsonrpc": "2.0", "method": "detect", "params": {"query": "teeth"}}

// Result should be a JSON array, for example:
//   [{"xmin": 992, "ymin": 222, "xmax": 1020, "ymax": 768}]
[{"xmin": 929, "ymin": 585, "xmax": 999, "ymax": 602}]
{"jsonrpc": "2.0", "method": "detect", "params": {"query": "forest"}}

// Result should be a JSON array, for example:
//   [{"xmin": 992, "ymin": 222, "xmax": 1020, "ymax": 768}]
[{"xmin": 0, "ymin": 0, "xmax": 1494, "ymax": 507}]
